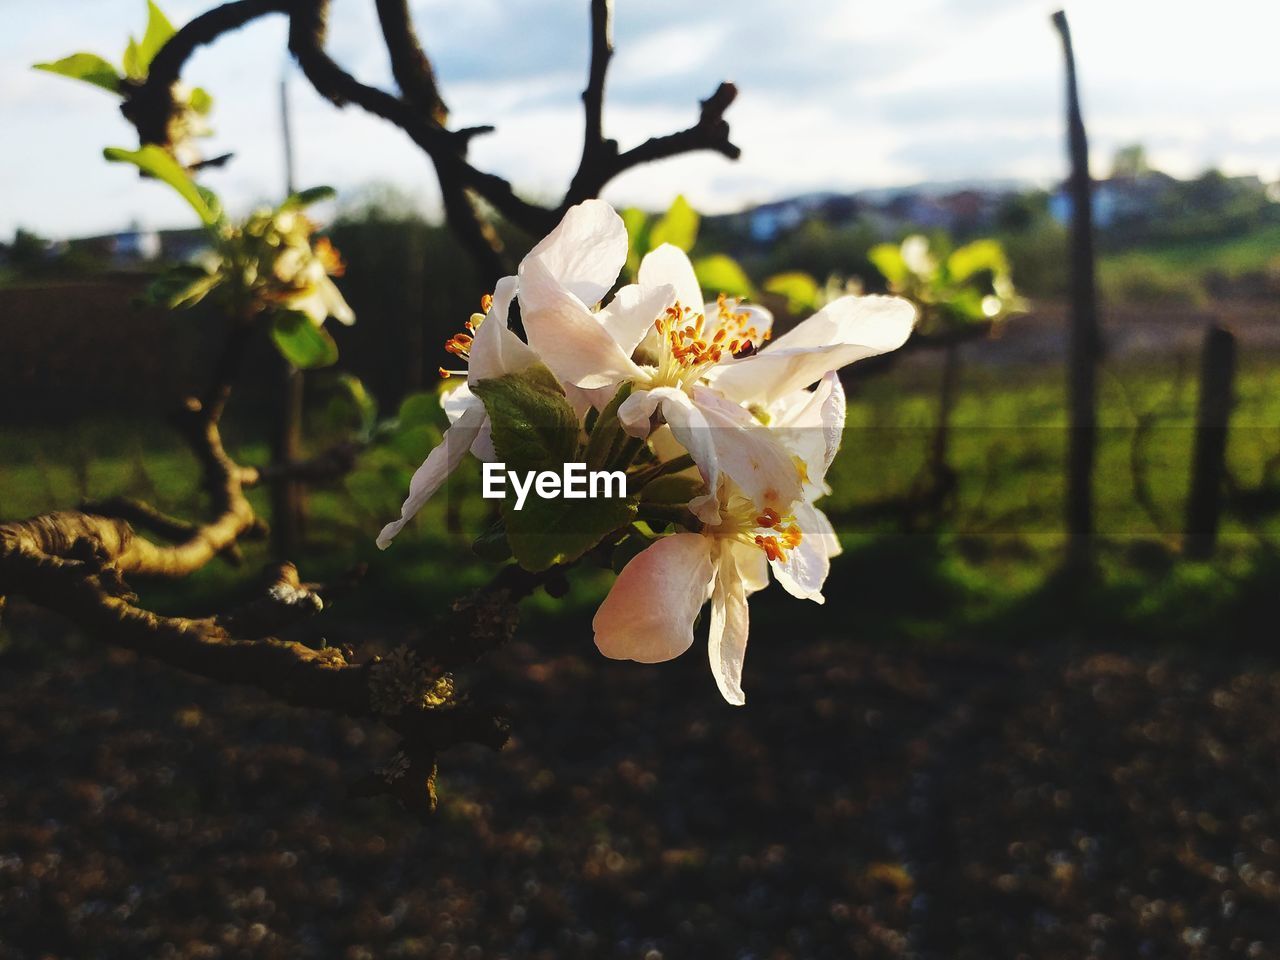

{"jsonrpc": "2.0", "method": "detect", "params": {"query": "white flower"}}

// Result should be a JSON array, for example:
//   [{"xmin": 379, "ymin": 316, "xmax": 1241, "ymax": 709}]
[
  {"xmin": 376, "ymin": 277, "xmax": 537, "ymax": 548},
  {"xmin": 519, "ymin": 200, "xmax": 917, "ymax": 521},
  {"xmin": 592, "ymin": 479, "xmax": 836, "ymax": 705},
  {"xmin": 592, "ymin": 365, "xmax": 854, "ymax": 704},
  {"xmin": 518, "ymin": 202, "xmax": 797, "ymax": 520}
]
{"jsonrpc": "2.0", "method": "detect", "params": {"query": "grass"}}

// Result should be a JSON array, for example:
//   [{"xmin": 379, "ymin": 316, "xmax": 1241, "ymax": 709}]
[
  {"xmin": 1096, "ymin": 222, "xmax": 1280, "ymax": 304},
  {"xmin": 1100, "ymin": 222, "xmax": 1280, "ymax": 278},
  {"xmin": 4, "ymin": 352, "xmax": 1280, "ymax": 652}
]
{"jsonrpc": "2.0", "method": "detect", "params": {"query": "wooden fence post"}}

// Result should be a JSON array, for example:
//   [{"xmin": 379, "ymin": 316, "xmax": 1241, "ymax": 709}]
[
  {"xmin": 1052, "ymin": 10, "xmax": 1103, "ymax": 571},
  {"xmin": 271, "ymin": 73, "xmax": 305, "ymax": 557},
  {"xmin": 1184, "ymin": 324, "xmax": 1236, "ymax": 560}
]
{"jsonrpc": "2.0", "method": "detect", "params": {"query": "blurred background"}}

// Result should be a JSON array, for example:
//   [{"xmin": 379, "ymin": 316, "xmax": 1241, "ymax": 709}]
[{"xmin": 3, "ymin": 1, "xmax": 1280, "ymax": 958}]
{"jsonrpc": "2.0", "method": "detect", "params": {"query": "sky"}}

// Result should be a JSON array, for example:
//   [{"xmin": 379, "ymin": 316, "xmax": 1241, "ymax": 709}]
[{"xmin": 2, "ymin": 0, "xmax": 1278, "ymax": 238}]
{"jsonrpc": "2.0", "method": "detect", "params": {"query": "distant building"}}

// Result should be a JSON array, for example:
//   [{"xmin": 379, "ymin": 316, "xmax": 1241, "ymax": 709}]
[
  {"xmin": 1049, "ymin": 170, "xmax": 1177, "ymax": 228},
  {"xmin": 62, "ymin": 226, "xmax": 211, "ymax": 268}
]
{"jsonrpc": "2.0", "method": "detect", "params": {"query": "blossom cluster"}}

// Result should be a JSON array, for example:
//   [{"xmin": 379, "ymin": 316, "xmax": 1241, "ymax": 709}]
[
  {"xmin": 378, "ymin": 200, "xmax": 916, "ymax": 704},
  {"xmin": 204, "ymin": 206, "xmax": 355, "ymax": 327}
]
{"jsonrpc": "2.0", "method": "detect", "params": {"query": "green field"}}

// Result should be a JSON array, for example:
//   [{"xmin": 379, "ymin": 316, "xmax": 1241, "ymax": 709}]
[
  {"xmin": 1096, "ymin": 223, "xmax": 1280, "ymax": 303},
  {"xmin": 5, "ymin": 351, "xmax": 1280, "ymax": 653}
]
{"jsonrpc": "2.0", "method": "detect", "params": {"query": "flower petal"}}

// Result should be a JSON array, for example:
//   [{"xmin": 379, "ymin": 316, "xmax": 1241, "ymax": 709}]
[
  {"xmin": 440, "ymin": 383, "xmax": 497, "ymax": 460},
  {"xmin": 726, "ymin": 538, "xmax": 770, "ymax": 595},
  {"xmin": 524, "ymin": 198, "xmax": 627, "ymax": 308},
  {"xmin": 708, "ymin": 544, "xmax": 751, "ymax": 705},
  {"xmin": 320, "ymin": 276, "xmax": 356, "ymax": 325},
  {"xmin": 376, "ymin": 401, "xmax": 486, "ymax": 549},
  {"xmin": 809, "ymin": 503, "xmax": 843, "ymax": 559},
  {"xmin": 597, "ymin": 282, "xmax": 676, "ymax": 357},
  {"xmin": 594, "ymin": 532, "xmax": 715, "ymax": 663},
  {"xmin": 769, "ymin": 499, "xmax": 832, "ymax": 603},
  {"xmin": 620, "ymin": 387, "xmax": 723, "ymax": 522},
  {"xmin": 467, "ymin": 275, "xmax": 537, "ymax": 382},
  {"xmin": 691, "ymin": 386, "xmax": 804, "ymax": 514},
  {"xmin": 708, "ymin": 294, "xmax": 916, "ymax": 405},
  {"xmin": 519, "ymin": 254, "xmax": 641, "ymax": 390},
  {"xmin": 769, "ymin": 371, "xmax": 846, "ymax": 494},
  {"xmin": 639, "ymin": 244, "xmax": 704, "ymax": 314}
]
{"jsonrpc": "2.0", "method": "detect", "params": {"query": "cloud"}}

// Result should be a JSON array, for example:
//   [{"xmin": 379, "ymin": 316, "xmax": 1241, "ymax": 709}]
[{"xmin": 3, "ymin": 0, "xmax": 1278, "ymax": 238}]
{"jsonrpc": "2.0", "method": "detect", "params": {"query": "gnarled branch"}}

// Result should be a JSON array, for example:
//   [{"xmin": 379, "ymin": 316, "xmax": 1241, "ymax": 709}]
[{"xmin": 120, "ymin": 0, "xmax": 742, "ymax": 280}]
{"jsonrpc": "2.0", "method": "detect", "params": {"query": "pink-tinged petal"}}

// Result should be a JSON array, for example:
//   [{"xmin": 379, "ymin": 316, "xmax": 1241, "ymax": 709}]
[
  {"xmin": 467, "ymin": 275, "xmax": 537, "ymax": 382},
  {"xmin": 621, "ymin": 387, "xmax": 723, "ymax": 521},
  {"xmin": 594, "ymin": 533, "xmax": 715, "ymax": 663},
  {"xmin": 376, "ymin": 401, "xmax": 486, "ymax": 549},
  {"xmin": 691, "ymin": 386, "xmax": 803, "ymax": 513},
  {"xmin": 617, "ymin": 387, "xmax": 664, "ymax": 437},
  {"xmin": 524, "ymin": 198, "xmax": 627, "ymax": 308},
  {"xmin": 769, "ymin": 500, "xmax": 832, "ymax": 603},
  {"xmin": 562, "ymin": 383, "xmax": 602, "ymax": 421},
  {"xmin": 708, "ymin": 295, "xmax": 916, "ymax": 405},
  {"xmin": 708, "ymin": 544, "xmax": 751, "ymax": 705},
  {"xmin": 519, "ymin": 255, "xmax": 641, "ymax": 390},
  {"xmin": 597, "ymin": 282, "xmax": 676, "ymax": 356},
  {"xmin": 639, "ymin": 244, "xmax": 704, "ymax": 314}
]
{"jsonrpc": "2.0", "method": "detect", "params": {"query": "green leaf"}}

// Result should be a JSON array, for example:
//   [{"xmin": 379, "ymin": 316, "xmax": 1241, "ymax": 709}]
[
  {"xmin": 144, "ymin": 264, "xmax": 221, "ymax": 308},
  {"xmin": 472, "ymin": 518, "xmax": 513, "ymax": 563},
  {"xmin": 505, "ymin": 493, "xmax": 636, "ymax": 572},
  {"xmin": 472, "ymin": 364, "xmax": 578, "ymax": 476},
  {"xmin": 939, "ymin": 288, "xmax": 990, "ymax": 325},
  {"xmin": 398, "ymin": 390, "xmax": 443, "ymax": 429},
  {"xmin": 620, "ymin": 207, "xmax": 650, "ymax": 279},
  {"xmin": 387, "ymin": 424, "xmax": 438, "ymax": 464},
  {"xmin": 33, "ymin": 54, "xmax": 123, "ymax": 94},
  {"xmin": 281, "ymin": 185, "xmax": 337, "ymax": 210},
  {"xmin": 270, "ymin": 311, "xmax": 339, "ymax": 369},
  {"xmin": 639, "ymin": 474, "xmax": 705, "ymax": 505},
  {"xmin": 188, "ymin": 86, "xmax": 214, "ymax": 115},
  {"xmin": 336, "ymin": 373, "xmax": 378, "ymax": 436},
  {"xmin": 763, "ymin": 271, "xmax": 820, "ymax": 314},
  {"xmin": 473, "ymin": 364, "xmax": 633, "ymax": 571},
  {"xmin": 693, "ymin": 254, "xmax": 754, "ymax": 299},
  {"xmin": 649, "ymin": 194, "xmax": 700, "ymax": 252},
  {"xmin": 104, "ymin": 145, "xmax": 222, "ymax": 225},
  {"xmin": 122, "ymin": 37, "xmax": 144, "ymax": 80},
  {"xmin": 136, "ymin": 1, "xmax": 176, "ymax": 74},
  {"xmin": 868, "ymin": 243, "xmax": 909, "ymax": 288},
  {"xmin": 947, "ymin": 239, "xmax": 1010, "ymax": 285},
  {"xmin": 611, "ymin": 525, "xmax": 659, "ymax": 574}
]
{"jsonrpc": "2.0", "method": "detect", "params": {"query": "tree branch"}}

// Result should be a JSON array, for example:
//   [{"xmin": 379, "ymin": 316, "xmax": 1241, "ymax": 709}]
[
  {"xmin": 565, "ymin": 0, "xmax": 617, "ymax": 202},
  {"xmin": 373, "ymin": 0, "xmax": 447, "ymax": 124},
  {"xmin": 122, "ymin": 0, "xmax": 742, "ymax": 279},
  {"xmin": 370, "ymin": 0, "xmax": 511, "ymax": 278},
  {"xmin": 123, "ymin": 0, "xmax": 293, "ymax": 147},
  {"xmin": 564, "ymin": 81, "xmax": 741, "ymax": 207},
  {"xmin": 286, "ymin": 0, "xmax": 552, "ymax": 241}
]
